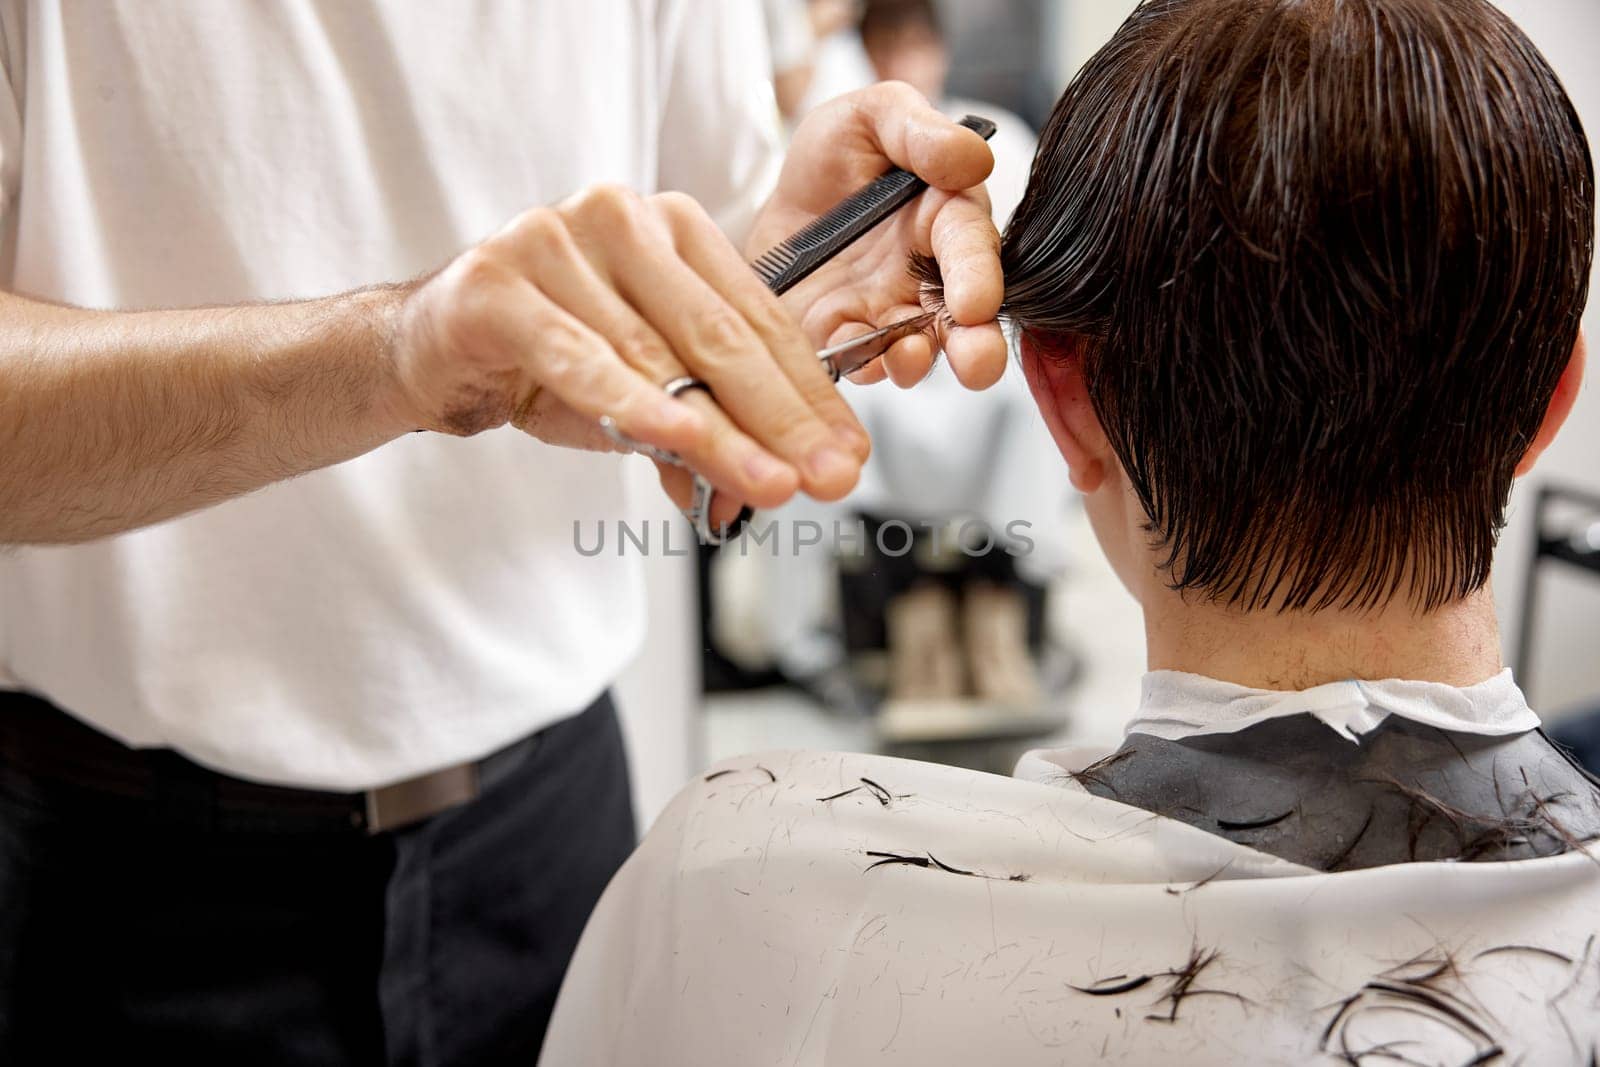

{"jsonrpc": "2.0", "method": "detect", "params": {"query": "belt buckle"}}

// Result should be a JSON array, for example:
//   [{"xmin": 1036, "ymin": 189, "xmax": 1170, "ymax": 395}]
[{"xmin": 364, "ymin": 762, "xmax": 480, "ymax": 835}]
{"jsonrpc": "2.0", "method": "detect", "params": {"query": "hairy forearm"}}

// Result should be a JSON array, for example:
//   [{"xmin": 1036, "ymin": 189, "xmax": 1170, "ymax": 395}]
[{"xmin": 0, "ymin": 287, "xmax": 413, "ymax": 544}]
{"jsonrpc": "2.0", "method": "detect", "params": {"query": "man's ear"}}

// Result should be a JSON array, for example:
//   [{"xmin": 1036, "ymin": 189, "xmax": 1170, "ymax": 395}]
[
  {"xmin": 1020, "ymin": 333, "xmax": 1113, "ymax": 493},
  {"xmin": 1516, "ymin": 329, "xmax": 1587, "ymax": 477}
]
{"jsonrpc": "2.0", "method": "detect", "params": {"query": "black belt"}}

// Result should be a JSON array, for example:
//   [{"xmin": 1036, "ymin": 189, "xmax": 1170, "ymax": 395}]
[{"xmin": 0, "ymin": 689, "xmax": 550, "ymax": 835}]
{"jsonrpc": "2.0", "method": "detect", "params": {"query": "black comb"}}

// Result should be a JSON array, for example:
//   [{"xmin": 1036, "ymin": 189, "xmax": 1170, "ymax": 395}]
[{"xmin": 751, "ymin": 114, "xmax": 998, "ymax": 295}]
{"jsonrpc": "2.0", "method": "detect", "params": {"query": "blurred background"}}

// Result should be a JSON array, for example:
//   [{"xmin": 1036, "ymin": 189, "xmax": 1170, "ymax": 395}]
[{"xmin": 613, "ymin": 0, "xmax": 1600, "ymax": 827}]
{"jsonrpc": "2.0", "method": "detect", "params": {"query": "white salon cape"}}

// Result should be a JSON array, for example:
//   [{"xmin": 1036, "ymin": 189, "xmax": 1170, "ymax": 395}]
[
  {"xmin": 543, "ymin": 675, "xmax": 1600, "ymax": 1065},
  {"xmin": 0, "ymin": 1, "xmax": 780, "ymax": 789}
]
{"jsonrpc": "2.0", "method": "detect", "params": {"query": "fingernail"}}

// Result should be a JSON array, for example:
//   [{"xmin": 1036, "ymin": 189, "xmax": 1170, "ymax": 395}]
[
  {"xmin": 743, "ymin": 451, "xmax": 791, "ymax": 485},
  {"xmin": 807, "ymin": 447, "xmax": 857, "ymax": 484}
]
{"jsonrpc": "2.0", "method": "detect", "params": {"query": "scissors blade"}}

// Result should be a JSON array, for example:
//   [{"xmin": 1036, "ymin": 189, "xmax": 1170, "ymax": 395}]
[{"xmin": 817, "ymin": 312, "xmax": 938, "ymax": 381}]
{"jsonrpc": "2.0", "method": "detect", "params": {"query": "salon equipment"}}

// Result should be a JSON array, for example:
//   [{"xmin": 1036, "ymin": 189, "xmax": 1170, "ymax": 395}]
[
  {"xmin": 815, "ymin": 311, "xmax": 938, "ymax": 380},
  {"xmin": 752, "ymin": 115, "xmax": 998, "ymax": 294},
  {"xmin": 1513, "ymin": 482, "xmax": 1600, "ymax": 704},
  {"xmin": 602, "ymin": 116, "xmax": 998, "ymax": 546},
  {"xmin": 602, "ymin": 310, "xmax": 938, "ymax": 544}
]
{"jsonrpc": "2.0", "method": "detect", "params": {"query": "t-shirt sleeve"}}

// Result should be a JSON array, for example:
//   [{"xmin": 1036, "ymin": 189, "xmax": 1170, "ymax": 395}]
[{"xmin": 654, "ymin": 0, "xmax": 784, "ymax": 246}]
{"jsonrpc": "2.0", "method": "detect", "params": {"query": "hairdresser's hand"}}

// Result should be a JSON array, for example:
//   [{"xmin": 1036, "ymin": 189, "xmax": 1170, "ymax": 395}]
[
  {"xmin": 388, "ymin": 187, "xmax": 872, "ymax": 520},
  {"xmin": 747, "ymin": 81, "xmax": 1008, "ymax": 389}
]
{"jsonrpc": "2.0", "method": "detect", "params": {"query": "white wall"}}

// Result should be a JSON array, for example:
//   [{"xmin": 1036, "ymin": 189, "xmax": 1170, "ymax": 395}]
[{"xmin": 1046, "ymin": 0, "xmax": 1139, "ymax": 83}]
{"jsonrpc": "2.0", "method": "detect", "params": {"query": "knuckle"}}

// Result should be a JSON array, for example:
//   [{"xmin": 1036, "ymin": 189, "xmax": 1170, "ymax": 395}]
[
  {"xmin": 432, "ymin": 251, "xmax": 511, "ymax": 342},
  {"xmin": 744, "ymin": 296, "xmax": 799, "ymax": 342},
  {"xmin": 611, "ymin": 327, "xmax": 674, "ymax": 374},
  {"xmin": 790, "ymin": 402, "xmax": 838, "ymax": 444},
  {"xmin": 651, "ymin": 191, "xmax": 715, "ymax": 241},
  {"xmin": 449, "ymin": 247, "xmax": 509, "ymax": 294},
  {"xmin": 535, "ymin": 322, "xmax": 593, "ymax": 380},
  {"xmin": 651, "ymin": 190, "xmax": 700, "ymax": 222},
  {"xmin": 769, "ymin": 410, "xmax": 824, "ymax": 449},
  {"xmin": 771, "ymin": 421, "xmax": 835, "ymax": 465},
  {"xmin": 576, "ymin": 183, "xmax": 643, "ymax": 229},
  {"xmin": 508, "ymin": 206, "xmax": 569, "ymax": 253},
  {"xmin": 560, "ymin": 356, "xmax": 611, "ymax": 399},
  {"xmin": 736, "ymin": 394, "xmax": 824, "ymax": 454},
  {"xmin": 537, "ymin": 353, "xmax": 588, "ymax": 402},
  {"xmin": 695, "ymin": 307, "xmax": 754, "ymax": 357},
  {"xmin": 799, "ymin": 375, "xmax": 850, "ymax": 414}
]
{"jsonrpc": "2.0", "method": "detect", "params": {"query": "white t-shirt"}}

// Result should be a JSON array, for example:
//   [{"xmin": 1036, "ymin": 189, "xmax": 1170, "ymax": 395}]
[{"xmin": 0, "ymin": 1, "xmax": 782, "ymax": 790}]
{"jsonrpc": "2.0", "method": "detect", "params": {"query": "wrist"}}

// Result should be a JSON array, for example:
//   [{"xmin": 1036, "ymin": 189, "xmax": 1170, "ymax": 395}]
[{"xmin": 350, "ymin": 282, "xmax": 426, "ymax": 439}]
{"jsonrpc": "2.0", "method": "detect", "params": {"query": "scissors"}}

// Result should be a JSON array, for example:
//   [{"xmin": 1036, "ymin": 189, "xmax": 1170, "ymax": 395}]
[
  {"xmin": 596, "ymin": 114, "xmax": 994, "ymax": 545},
  {"xmin": 816, "ymin": 311, "xmax": 938, "ymax": 382},
  {"xmin": 599, "ymin": 310, "xmax": 938, "ymax": 545}
]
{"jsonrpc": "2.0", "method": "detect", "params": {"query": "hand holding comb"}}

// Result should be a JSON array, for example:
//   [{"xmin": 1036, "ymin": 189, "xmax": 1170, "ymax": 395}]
[{"xmin": 603, "ymin": 115, "xmax": 999, "ymax": 544}]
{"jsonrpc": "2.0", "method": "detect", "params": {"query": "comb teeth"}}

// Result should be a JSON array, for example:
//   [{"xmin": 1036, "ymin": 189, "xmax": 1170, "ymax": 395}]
[{"xmin": 752, "ymin": 115, "xmax": 998, "ymax": 295}]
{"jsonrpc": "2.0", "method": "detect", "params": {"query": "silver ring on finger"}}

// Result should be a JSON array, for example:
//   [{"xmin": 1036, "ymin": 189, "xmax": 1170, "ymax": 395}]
[{"xmin": 662, "ymin": 375, "xmax": 711, "ymax": 400}]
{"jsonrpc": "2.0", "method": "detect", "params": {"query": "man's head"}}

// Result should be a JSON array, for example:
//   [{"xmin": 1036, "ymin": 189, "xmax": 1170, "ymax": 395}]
[
  {"xmin": 860, "ymin": 0, "xmax": 948, "ymax": 102},
  {"xmin": 1003, "ymin": 0, "xmax": 1592, "ymax": 613}
]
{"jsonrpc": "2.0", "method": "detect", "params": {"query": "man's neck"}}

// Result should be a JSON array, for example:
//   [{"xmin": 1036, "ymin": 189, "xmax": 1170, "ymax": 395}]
[{"xmin": 1142, "ymin": 585, "xmax": 1504, "ymax": 691}]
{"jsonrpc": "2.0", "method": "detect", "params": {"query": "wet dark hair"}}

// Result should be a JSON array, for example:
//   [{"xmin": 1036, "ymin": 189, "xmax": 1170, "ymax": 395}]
[
  {"xmin": 927, "ymin": 0, "xmax": 1594, "ymax": 611},
  {"xmin": 860, "ymin": 0, "xmax": 943, "ymax": 50}
]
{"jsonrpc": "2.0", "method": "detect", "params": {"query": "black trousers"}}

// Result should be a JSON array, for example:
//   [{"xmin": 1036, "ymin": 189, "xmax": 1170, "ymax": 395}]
[{"xmin": 0, "ymin": 692, "xmax": 636, "ymax": 1066}]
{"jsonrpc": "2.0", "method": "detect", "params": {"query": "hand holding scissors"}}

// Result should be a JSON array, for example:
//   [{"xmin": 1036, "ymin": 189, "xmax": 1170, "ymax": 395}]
[{"xmin": 601, "ymin": 311, "xmax": 939, "ymax": 543}]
